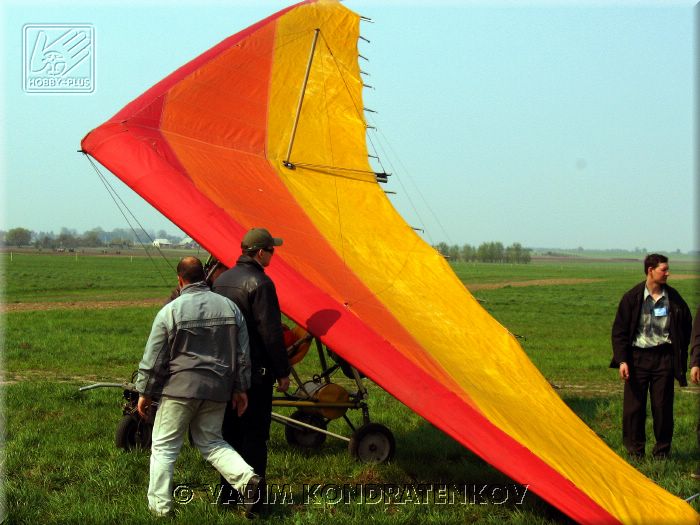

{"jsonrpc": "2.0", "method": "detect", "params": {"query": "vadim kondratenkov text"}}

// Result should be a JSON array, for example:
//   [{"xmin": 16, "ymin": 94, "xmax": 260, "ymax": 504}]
[{"xmin": 172, "ymin": 482, "xmax": 530, "ymax": 506}]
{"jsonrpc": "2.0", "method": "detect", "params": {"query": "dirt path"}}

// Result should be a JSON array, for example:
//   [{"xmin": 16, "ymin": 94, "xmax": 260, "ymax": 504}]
[
  {"xmin": 552, "ymin": 382, "xmax": 699, "ymax": 396},
  {"xmin": 467, "ymin": 274, "xmax": 699, "ymax": 291},
  {"xmin": 1, "ymin": 370, "xmax": 130, "ymax": 386},
  {"xmin": 4, "ymin": 274, "xmax": 696, "ymax": 312},
  {"xmin": 3, "ymin": 370, "xmax": 118, "ymax": 383},
  {"xmin": 669, "ymin": 273, "xmax": 700, "ymax": 280},
  {"xmin": 1, "ymin": 298, "xmax": 165, "ymax": 313},
  {"xmin": 467, "ymin": 278, "xmax": 604, "ymax": 291}
]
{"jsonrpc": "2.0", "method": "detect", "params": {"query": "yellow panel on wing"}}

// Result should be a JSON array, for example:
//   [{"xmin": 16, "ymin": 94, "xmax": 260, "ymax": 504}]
[
  {"xmin": 267, "ymin": 0, "xmax": 373, "ymax": 182},
  {"xmin": 267, "ymin": 2, "xmax": 698, "ymax": 524}
]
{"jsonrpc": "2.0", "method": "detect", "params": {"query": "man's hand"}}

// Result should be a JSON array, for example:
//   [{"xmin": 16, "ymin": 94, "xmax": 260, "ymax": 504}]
[
  {"xmin": 137, "ymin": 395, "xmax": 152, "ymax": 419},
  {"xmin": 618, "ymin": 362, "xmax": 629, "ymax": 381},
  {"xmin": 691, "ymin": 366, "xmax": 700, "ymax": 384},
  {"xmin": 232, "ymin": 391, "xmax": 248, "ymax": 417},
  {"xmin": 276, "ymin": 376, "xmax": 290, "ymax": 392}
]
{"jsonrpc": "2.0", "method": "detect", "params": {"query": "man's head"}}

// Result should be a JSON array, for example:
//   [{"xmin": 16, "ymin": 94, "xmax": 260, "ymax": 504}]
[
  {"xmin": 177, "ymin": 256, "xmax": 205, "ymax": 285},
  {"xmin": 644, "ymin": 253, "xmax": 669, "ymax": 287},
  {"xmin": 241, "ymin": 227, "xmax": 283, "ymax": 268}
]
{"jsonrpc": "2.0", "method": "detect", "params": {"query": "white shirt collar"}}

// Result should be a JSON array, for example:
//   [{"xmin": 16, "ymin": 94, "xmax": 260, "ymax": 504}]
[{"xmin": 643, "ymin": 285, "xmax": 666, "ymax": 300}]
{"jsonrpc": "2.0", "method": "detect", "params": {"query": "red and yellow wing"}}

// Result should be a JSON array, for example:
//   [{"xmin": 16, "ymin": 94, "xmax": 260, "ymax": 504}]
[{"xmin": 81, "ymin": 2, "xmax": 699, "ymax": 523}]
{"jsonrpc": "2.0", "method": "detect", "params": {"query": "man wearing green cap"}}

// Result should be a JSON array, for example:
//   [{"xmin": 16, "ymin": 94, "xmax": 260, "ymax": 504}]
[{"xmin": 212, "ymin": 228, "xmax": 291, "ymax": 513}]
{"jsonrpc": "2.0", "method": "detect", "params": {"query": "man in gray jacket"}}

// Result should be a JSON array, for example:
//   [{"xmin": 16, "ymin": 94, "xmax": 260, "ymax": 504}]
[{"xmin": 136, "ymin": 256, "xmax": 260, "ymax": 516}]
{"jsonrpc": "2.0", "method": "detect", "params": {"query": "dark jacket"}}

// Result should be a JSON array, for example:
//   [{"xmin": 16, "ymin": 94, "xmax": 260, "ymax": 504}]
[
  {"xmin": 213, "ymin": 255, "xmax": 290, "ymax": 383},
  {"xmin": 691, "ymin": 306, "xmax": 700, "ymax": 369},
  {"xmin": 610, "ymin": 282, "xmax": 692, "ymax": 386}
]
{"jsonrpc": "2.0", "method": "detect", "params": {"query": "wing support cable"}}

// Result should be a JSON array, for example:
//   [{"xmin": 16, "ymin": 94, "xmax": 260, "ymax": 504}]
[{"xmin": 80, "ymin": 151, "xmax": 175, "ymax": 286}]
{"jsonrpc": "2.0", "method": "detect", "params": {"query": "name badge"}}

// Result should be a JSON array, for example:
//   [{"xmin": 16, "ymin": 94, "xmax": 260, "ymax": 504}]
[{"xmin": 653, "ymin": 306, "xmax": 668, "ymax": 317}]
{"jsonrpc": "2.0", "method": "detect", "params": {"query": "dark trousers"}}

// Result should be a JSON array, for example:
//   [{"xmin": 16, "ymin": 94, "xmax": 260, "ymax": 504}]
[
  {"xmin": 623, "ymin": 345, "xmax": 674, "ymax": 457},
  {"xmin": 218, "ymin": 381, "xmax": 273, "ymax": 505}
]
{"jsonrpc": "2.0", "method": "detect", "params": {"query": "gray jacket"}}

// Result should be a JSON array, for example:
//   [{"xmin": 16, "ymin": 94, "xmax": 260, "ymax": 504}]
[{"xmin": 135, "ymin": 281, "xmax": 251, "ymax": 401}]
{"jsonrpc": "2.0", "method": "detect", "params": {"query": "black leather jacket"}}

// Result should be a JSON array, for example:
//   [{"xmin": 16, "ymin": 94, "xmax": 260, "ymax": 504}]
[
  {"xmin": 213, "ymin": 255, "xmax": 290, "ymax": 383},
  {"xmin": 690, "ymin": 306, "xmax": 700, "ymax": 369},
  {"xmin": 610, "ymin": 282, "xmax": 692, "ymax": 386}
]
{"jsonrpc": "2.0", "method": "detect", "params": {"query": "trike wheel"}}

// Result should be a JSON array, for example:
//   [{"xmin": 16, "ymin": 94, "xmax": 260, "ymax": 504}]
[
  {"xmin": 284, "ymin": 410, "xmax": 327, "ymax": 449},
  {"xmin": 348, "ymin": 423, "xmax": 394, "ymax": 463},
  {"xmin": 115, "ymin": 414, "xmax": 152, "ymax": 451}
]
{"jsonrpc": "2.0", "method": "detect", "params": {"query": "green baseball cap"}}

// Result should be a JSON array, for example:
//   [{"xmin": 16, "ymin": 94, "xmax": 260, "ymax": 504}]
[{"xmin": 241, "ymin": 228, "xmax": 283, "ymax": 250}]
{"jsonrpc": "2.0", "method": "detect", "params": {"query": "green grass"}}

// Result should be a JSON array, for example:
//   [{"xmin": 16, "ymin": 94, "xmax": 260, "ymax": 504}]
[
  {"xmin": 0, "ymin": 252, "xmax": 178, "ymax": 303},
  {"xmin": 4, "ymin": 307, "xmax": 156, "ymax": 380},
  {"xmin": 453, "ymin": 258, "xmax": 698, "ymax": 285},
  {"xmin": 477, "ymin": 275, "xmax": 699, "ymax": 383},
  {"xmin": 3, "ymin": 382, "xmax": 567, "ymax": 524},
  {"xmin": 3, "ymin": 253, "xmax": 699, "ymax": 523}
]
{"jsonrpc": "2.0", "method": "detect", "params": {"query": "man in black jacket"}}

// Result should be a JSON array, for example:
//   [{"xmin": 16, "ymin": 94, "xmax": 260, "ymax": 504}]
[
  {"xmin": 212, "ymin": 228, "xmax": 291, "ymax": 511},
  {"xmin": 611, "ymin": 253, "xmax": 692, "ymax": 459},
  {"xmin": 690, "ymin": 306, "xmax": 700, "ymax": 478}
]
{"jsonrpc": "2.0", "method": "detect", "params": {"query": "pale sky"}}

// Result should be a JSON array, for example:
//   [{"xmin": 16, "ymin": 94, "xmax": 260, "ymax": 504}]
[{"xmin": 1, "ymin": 1, "xmax": 696, "ymax": 251}]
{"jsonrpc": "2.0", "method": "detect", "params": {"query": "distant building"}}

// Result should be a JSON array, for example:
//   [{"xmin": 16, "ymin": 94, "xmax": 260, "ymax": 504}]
[
  {"xmin": 152, "ymin": 238, "xmax": 171, "ymax": 248},
  {"xmin": 178, "ymin": 236, "xmax": 198, "ymax": 249}
]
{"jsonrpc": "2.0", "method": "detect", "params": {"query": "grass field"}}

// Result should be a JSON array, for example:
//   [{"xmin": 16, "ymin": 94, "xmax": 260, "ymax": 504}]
[{"xmin": 2, "ymin": 252, "xmax": 699, "ymax": 524}]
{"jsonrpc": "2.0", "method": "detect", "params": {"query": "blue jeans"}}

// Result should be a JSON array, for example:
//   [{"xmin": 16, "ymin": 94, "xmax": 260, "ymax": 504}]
[{"xmin": 148, "ymin": 396, "xmax": 255, "ymax": 515}]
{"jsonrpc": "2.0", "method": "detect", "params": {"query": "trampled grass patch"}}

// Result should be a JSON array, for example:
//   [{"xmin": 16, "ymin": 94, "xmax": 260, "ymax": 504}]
[{"xmin": 3, "ymin": 253, "xmax": 700, "ymax": 523}]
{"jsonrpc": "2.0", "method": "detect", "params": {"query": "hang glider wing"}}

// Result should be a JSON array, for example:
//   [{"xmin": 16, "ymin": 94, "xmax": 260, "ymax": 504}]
[{"xmin": 81, "ymin": 1, "xmax": 699, "ymax": 523}]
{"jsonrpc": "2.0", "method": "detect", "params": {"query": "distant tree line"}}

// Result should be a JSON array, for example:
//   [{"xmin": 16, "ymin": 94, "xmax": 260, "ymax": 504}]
[
  {"xmin": 0, "ymin": 227, "xmax": 184, "ymax": 249},
  {"xmin": 434, "ymin": 241, "xmax": 532, "ymax": 264},
  {"xmin": 1, "ymin": 228, "xmax": 532, "ymax": 263}
]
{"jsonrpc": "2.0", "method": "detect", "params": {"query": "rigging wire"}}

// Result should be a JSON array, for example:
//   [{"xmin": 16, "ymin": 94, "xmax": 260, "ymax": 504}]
[
  {"xmin": 367, "ymin": 122, "xmax": 453, "ymax": 247},
  {"xmin": 300, "ymin": 29, "xmax": 444, "ymax": 307},
  {"xmin": 319, "ymin": 31, "xmax": 366, "ymax": 129},
  {"xmin": 365, "ymin": 133, "xmax": 434, "ymax": 246},
  {"xmin": 318, "ymin": 35, "xmax": 348, "ymax": 268},
  {"xmin": 353, "ymin": 18, "xmax": 453, "ymax": 247},
  {"xmin": 82, "ymin": 153, "xmax": 175, "ymax": 287},
  {"xmin": 310, "ymin": 28, "xmax": 451, "ymax": 256},
  {"xmin": 290, "ymin": 162, "xmax": 375, "ymax": 177}
]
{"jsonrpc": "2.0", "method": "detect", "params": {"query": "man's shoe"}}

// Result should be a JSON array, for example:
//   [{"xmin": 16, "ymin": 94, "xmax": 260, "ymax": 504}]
[
  {"xmin": 216, "ymin": 485, "xmax": 239, "ymax": 509},
  {"xmin": 243, "ymin": 475, "xmax": 263, "ymax": 518},
  {"xmin": 691, "ymin": 467, "xmax": 700, "ymax": 480},
  {"xmin": 148, "ymin": 507, "xmax": 174, "ymax": 518}
]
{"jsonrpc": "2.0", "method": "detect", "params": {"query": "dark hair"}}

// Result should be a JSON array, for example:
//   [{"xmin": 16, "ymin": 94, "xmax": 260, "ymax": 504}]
[
  {"xmin": 177, "ymin": 256, "xmax": 205, "ymax": 283},
  {"xmin": 643, "ymin": 253, "xmax": 668, "ymax": 275}
]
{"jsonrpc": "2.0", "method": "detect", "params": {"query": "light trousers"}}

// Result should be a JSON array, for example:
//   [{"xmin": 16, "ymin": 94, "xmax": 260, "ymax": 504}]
[{"xmin": 148, "ymin": 396, "xmax": 255, "ymax": 515}]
